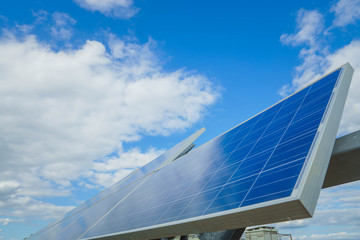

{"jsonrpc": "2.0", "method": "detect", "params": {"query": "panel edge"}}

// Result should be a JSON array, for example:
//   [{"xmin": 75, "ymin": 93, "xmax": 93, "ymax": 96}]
[{"xmin": 297, "ymin": 63, "xmax": 354, "ymax": 215}]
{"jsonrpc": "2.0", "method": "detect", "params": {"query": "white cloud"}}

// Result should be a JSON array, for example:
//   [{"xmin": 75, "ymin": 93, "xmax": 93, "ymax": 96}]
[
  {"xmin": 32, "ymin": 10, "xmax": 49, "ymax": 24},
  {"xmin": 276, "ymin": 219, "xmax": 311, "ymax": 229},
  {"xmin": 314, "ymin": 208, "xmax": 360, "ymax": 226},
  {"xmin": 279, "ymin": 9, "xmax": 328, "ymax": 97},
  {"xmin": 50, "ymin": 12, "xmax": 76, "ymax": 40},
  {"xmin": 0, "ymin": 177, "xmax": 73, "ymax": 221},
  {"xmin": 331, "ymin": 0, "xmax": 360, "ymax": 27},
  {"xmin": 9, "ymin": 198, "xmax": 74, "ymax": 220},
  {"xmin": 280, "ymin": 9, "xmax": 324, "ymax": 47},
  {"xmin": 311, "ymin": 232, "xmax": 360, "ymax": 240},
  {"xmin": 15, "ymin": 24, "xmax": 33, "ymax": 34},
  {"xmin": 74, "ymin": 0, "xmax": 139, "ymax": 19},
  {"xmin": 0, "ymin": 33, "xmax": 218, "ymax": 220},
  {"xmin": 317, "ymin": 176, "xmax": 360, "ymax": 206},
  {"xmin": 0, "ymin": 218, "xmax": 21, "ymax": 226}
]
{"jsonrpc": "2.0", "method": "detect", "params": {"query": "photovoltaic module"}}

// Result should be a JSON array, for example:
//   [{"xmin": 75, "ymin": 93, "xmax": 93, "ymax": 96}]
[{"xmin": 27, "ymin": 63, "xmax": 353, "ymax": 240}]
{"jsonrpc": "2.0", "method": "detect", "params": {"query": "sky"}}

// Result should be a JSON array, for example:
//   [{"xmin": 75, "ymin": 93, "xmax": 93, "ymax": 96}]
[{"xmin": 0, "ymin": 0, "xmax": 360, "ymax": 239}]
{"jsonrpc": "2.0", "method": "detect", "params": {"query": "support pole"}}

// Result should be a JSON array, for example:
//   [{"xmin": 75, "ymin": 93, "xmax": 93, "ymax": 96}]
[{"xmin": 323, "ymin": 129, "xmax": 360, "ymax": 188}]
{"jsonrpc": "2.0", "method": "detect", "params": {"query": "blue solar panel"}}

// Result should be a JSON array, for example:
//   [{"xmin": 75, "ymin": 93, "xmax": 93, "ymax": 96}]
[
  {"xmin": 27, "ymin": 64, "xmax": 353, "ymax": 240},
  {"xmin": 79, "ymin": 68, "xmax": 344, "ymax": 239},
  {"xmin": 27, "ymin": 128, "xmax": 204, "ymax": 240}
]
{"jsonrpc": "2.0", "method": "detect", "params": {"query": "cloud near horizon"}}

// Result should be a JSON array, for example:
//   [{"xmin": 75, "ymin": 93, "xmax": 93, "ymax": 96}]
[{"xmin": 276, "ymin": 181, "xmax": 360, "ymax": 240}]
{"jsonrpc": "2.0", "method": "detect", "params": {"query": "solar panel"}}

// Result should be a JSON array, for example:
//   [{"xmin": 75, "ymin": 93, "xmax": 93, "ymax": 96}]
[
  {"xmin": 27, "ymin": 63, "xmax": 353, "ymax": 240},
  {"xmin": 27, "ymin": 128, "xmax": 205, "ymax": 240}
]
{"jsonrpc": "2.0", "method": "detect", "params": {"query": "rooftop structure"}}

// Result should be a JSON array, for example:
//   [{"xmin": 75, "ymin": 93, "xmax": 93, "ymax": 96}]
[{"xmin": 245, "ymin": 226, "xmax": 279, "ymax": 240}]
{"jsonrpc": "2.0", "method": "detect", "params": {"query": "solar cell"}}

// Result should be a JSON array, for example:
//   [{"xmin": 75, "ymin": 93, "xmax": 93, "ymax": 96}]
[{"xmin": 27, "ymin": 63, "xmax": 353, "ymax": 240}]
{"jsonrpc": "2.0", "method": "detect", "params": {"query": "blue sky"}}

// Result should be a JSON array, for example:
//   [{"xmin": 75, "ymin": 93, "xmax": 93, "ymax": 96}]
[{"xmin": 0, "ymin": 0, "xmax": 360, "ymax": 239}]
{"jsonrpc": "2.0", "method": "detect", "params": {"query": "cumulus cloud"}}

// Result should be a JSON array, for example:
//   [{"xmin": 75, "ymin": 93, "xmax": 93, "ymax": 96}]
[
  {"xmin": 0, "ymin": 33, "xmax": 218, "ymax": 221},
  {"xmin": 279, "ymin": 9, "xmax": 328, "ymax": 96},
  {"xmin": 331, "ymin": 0, "xmax": 360, "ymax": 27},
  {"xmin": 74, "ymin": 0, "xmax": 139, "ymax": 19},
  {"xmin": 280, "ymin": 9, "xmax": 324, "ymax": 47},
  {"xmin": 0, "ymin": 175, "xmax": 73, "ymax": 221},
  {"xmin": 1, "ymin": 197, "xmax": 72, "ymax": 221}
]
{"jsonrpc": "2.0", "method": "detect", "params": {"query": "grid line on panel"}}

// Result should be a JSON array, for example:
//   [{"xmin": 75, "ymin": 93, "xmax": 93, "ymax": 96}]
[
  {"xmin": 77, "ymin": 173, "xmax": 154, "ymax": 239},
  {"xmin": 32, "ymin": 179, "xmax": 125, "ymax": 237},
  {"xmin": 250, "ymin": 170, "xmax": 302, "ymax": 191},
  {"xmin": 222, "ymin": 146, "xmax": 273, "ymax": 177},
  {"xmin": 267, "ymin": 129, "xmax": 318, "ymax": 158},
  {"xmin": 169, "ymin": 120, "xmax": 259, "ymax": 221},
  {"xmin": 58, "ymin": 172, "xmax": 152, "ymax": 238},
  {"xmin": 173, "ymin": 114, "xmax": 266, "ymax": 220},
  {"xmin": 133, "ymin": 174, "xmax": 188, "ymax": 225},
  {"xmin": 243, "ymin": 188, "xmax": 294, "ymax": 202},
  {"xmin": 201, "ymin": 98, "xmax": 288, "ymax": 215},
  {"xmin": 66, "ymin": 129, "xmax": 204, "ymax": 239},
  {"xmin": 34, "ymin": 143, "xmax": 176, "ymax": 238},
  {"xmin": 263, "ymin": 157, "xmax": 306, "ymax": 174},
  {"xmin": 265, "ymin": 150, "xmax": 306, "ymax": 170},
  {"xmin": 293, "ymin": 68, "xmax": 342, "ymax": 190},
  {"xmin": 196, "ymin": 116, "xmax": 268, "ymax": 214},
  {"xmin": 224, "ymin": 172, "xmax": 260, "ymax": 187},
  {"xmin": 42, "ymin": 129, "xmax": 205, "ymax": 239},
  {"xmin": 238, "ymin": 84, "xmax": 313, "ymax": 207},
  {"xmin": 31, "ymin": 172, "xmax": 148, "ymax": 240}
]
